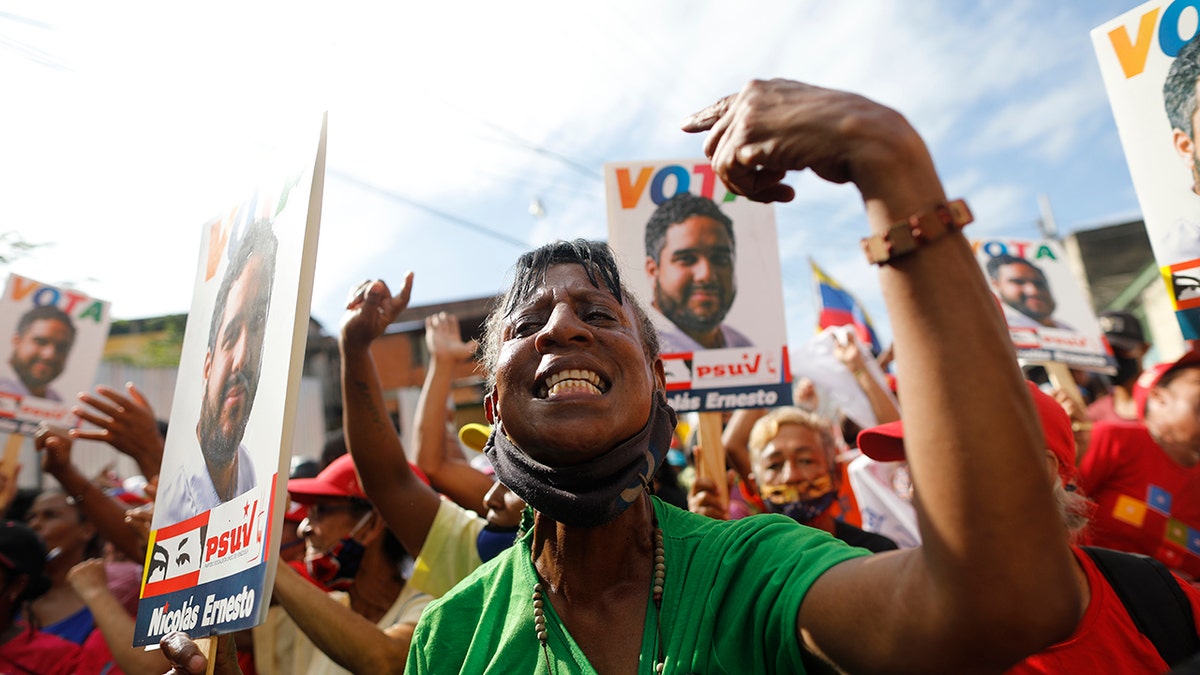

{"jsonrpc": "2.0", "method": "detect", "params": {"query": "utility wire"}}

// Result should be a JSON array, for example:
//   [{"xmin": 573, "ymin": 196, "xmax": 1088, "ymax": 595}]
[{"xmin": 330, "ymin": 169, "xmax": 531, "ymax": 251}]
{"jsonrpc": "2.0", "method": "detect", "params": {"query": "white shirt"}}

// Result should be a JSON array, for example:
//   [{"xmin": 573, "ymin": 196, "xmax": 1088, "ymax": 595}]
[
  {"xmin": 0, "ymin": 361, "xmax": 61, "ymax": 402},
  {"xmin": 648, "ymin": 306, "xmax": 753, "ymax": 353},
  {"xmin": 158, "ymin": 439, "xmax": 256, "ymax": 524}
]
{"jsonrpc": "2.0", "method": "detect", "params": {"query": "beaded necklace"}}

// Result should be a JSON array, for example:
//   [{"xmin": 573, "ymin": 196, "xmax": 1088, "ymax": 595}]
[{"xmin": 531, "ymin": 505, "xmax": 667, "ymax": 674}]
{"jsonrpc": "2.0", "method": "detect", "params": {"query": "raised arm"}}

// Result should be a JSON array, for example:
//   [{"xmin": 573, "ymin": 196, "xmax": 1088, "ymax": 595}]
[
  {"xmin": 833, "ymin": 331, "xmax": 900, "ymax": 425},
  {"xmin": 271, "ymin": 557, "xmax": 415, "ymax": 673},
  {"xmin": 686, "ymin": 79, "xmax": 1078, "ymax": 673},
  {"xmin": 71, "ymin": 383, "xmax": 165, "ymax": 480},
  {"xmin": 67, "ymin": 559, "xmax": 171, "ymax": 675},
  {"xmin": 413, "ymin": 312, "xmax": 492, "ymax": 516},
  {"xmin": 35, "ymin": 424, "xmax": 146, "ymax": 562},
  {"xmin": 339, "ymin": 274, "xmax": 442, "ymax": 557}
]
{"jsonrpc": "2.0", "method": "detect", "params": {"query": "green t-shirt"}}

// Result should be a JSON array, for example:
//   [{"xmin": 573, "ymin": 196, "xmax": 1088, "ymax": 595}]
[{"xmin": 407, "ymin": 497, "xmax": 869, "ymax": 674}]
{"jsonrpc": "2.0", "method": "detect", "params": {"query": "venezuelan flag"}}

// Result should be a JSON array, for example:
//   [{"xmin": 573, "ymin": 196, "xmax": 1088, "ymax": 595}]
[{"xmin": 811, "ymin": 259, "xmax": 882, "ymax": 355}]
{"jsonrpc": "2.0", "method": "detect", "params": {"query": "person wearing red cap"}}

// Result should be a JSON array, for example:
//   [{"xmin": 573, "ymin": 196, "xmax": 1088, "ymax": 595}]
[
  {"xmin": 1079, "ymin": 350, "xmax": 1200, "ymax": 582},
  {"xmin": 861, "ymin": 382, "xmax": 1200, "ymax": 673},
  {"xmin": 256, "ymin": 453, "xmax": 431, "ymax": 675}
]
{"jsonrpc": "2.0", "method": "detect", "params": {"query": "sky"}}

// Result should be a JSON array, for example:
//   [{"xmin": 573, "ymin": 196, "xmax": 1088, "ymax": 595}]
[{"xmin": 0, "ymin": 1, "xmax": 1154, "ymax": 355}]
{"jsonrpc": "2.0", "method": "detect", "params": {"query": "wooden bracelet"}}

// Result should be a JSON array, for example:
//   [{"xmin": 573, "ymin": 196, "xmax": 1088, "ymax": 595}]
[{"xmin": 861, "ymin": 199, "xmax": 973, "ymax": 265}]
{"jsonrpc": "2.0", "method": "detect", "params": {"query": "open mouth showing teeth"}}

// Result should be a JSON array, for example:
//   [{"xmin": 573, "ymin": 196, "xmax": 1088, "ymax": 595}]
[{"xmin": 538, "ymin": 369, "xmax": 607, "ymax": 398}]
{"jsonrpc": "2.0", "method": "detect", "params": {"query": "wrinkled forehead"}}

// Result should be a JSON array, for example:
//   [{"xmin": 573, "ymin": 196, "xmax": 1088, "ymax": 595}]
[{"xmin": 507, "ymin": 262, "xmax": 621, "ymax": 313}]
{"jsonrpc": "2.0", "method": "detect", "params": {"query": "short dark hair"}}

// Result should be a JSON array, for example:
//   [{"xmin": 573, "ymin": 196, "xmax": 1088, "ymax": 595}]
[
  {"xmin": 985, "ymin": 253, "xmax": 1043, "ymax": 281},
  {"xmin": 15, "ymin": 305, "xmax": 75, "ymax": 342},
  {"xmin": 644, "ymin": 193, "xmax": 735, "ymax": 263},
  {"xmin": 207, "ymin": 218, "xmax": 278, "ymax": 353},
  {"xmin": 481, "ymin": 239, "xmax": 659, "ymax": 390},
  {"xmin": 1165, "ymin": 35, "xmax": 1200, "ymax": 139}
]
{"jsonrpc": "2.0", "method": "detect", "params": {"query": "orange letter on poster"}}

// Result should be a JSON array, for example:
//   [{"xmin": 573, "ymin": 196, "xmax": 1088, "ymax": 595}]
[
  {"xmin": 1108, "ymin": 7, "xmax": 1160, "ymax": 79},
  {"xmin": 9, "ymin": 277, "xmax": 36, "ymax": 302},
  {"xmin": 615, "ymin": 168, "xmax": 653, "ymax": 209}
]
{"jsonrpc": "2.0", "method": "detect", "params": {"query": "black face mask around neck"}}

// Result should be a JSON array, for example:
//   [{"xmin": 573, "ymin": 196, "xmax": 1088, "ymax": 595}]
[{"xmin": 484, "ymin": 390, "xmax": 677, "ymax": 528}]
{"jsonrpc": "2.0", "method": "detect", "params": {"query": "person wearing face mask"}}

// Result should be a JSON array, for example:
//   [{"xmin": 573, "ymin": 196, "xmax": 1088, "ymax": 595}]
[
  {"xmin": 1088, "ymin": 310, "xmax": 1152, "ymax": 423},
  {"xmin": 259, "ymin": 453, "xmax": 430, "ymax": 675},
  {"xmin": 748, "ymin": 407, "xmax": 896, "ymax": 552},
  {"xmin": 162, "ymin": 78, "xmax": 1085, "ymax": 675}
]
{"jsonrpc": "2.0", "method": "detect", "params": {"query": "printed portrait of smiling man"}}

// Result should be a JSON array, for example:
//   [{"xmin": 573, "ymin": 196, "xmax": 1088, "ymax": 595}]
[
  {"xmin": 158, "ymin": 219, "xmax": 278, "ymax": 524},
  {"xmin": 0, "ymin": 305, "xmax": 76, "ymax": 402},
  {"xmin": 644, "ymin": 193, "xmax": 752, "ymax": 352}
]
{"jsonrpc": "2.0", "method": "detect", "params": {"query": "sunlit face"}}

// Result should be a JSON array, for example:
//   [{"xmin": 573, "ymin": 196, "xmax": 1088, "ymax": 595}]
[
  {"xmin": 993, "ymin": 262, "xmax": 1055, "ymax": 322},
  {"xmin": 1148, "ymin": 366, "xmax": 1200, "ymax": 467},
  {"xmin": 487, "ymin": 264, "xmax": 664, "ymax": 466},
  {"xmin": 26, "ymin": 492, "xmax": 92, "ymax": 559},
  {"xmin": 754, "ymin": 424, "xmax": 836, "ymax": 499},
  {"xmin": 483, "ymin": 481, "xmax": 525, "ymax": 528},
  {"xmin": 199, "ymin": 256, "xmax": 271, "ymax": 469},
  {"xmin": 11, "ymin": 319, "xmax": 73, "ymax": 395},
  {"xmin": 646, "ymin": 216, "xmax": 736, "ymax": 335}
]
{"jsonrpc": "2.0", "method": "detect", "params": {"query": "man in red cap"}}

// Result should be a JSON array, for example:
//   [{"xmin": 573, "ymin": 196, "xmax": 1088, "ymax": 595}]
[
  {"xmin": 261, "ymin": 453, "xmax": 430, "ymax": 675},
  {"xmin": 1079, "ymin": 350, "xmax": 1200, "ymax": 582},
  {"xmin": 860, "ymin": 382, "xmax": 1200, "ymax": 672}
]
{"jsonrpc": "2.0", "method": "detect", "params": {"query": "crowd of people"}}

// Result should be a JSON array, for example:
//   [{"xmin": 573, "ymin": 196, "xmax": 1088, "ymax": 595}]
[{"xmin": 0, "ymin": 78, "xmax": 1198, "ymax": 675}]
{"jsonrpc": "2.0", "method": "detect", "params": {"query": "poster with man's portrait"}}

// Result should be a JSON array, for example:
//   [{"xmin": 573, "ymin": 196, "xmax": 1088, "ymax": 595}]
[
  {"xmin": 1094, "ymin": 2, "xmax": 1200, "ymax": 338},
  {"xmin": 974, "ymin": 238, "xmax": 1116, "ymax": 372},
  {"xmin": 605, "ymin": 159, "xmax": 792, "ymax": 413},
  {"xmin": 0, "ymin": 275, "xmax": 110, "ymax": 435},
  {"xmin": 134, "ymin": 119, "xmax": 326, "ymax": 646}
]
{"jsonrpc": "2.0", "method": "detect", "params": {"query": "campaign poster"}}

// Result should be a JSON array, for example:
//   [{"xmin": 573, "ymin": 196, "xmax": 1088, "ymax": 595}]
[
  {"xmin": 0, "ymin": 275, "xmax": 110, "ymax": 435},
  {"xmin": 134, "ymin": 117, "xmax": 326, "ymax": 646},
  {"xmin": 605, "ymin": 159, "xmax": 792, "ymax": 413},
  {"xmin": 1093, "ymin": 2, "xmax": 1200, "ymax": 338},
  {"xmin": 973, "ymin": 238, "xmax": 1117, "ymax": 372}
]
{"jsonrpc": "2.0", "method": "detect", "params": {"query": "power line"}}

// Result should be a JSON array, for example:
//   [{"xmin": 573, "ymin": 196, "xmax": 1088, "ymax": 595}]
[{"xmin": 330, "ymin": 169, "xmax": 531, "ymax": 250}]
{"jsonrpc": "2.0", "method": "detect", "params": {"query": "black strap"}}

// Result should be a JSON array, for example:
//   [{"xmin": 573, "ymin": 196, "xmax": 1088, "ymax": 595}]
[{"xmin": 1084, "ymin": 546, "xmax": 1200, "ymax": 667}]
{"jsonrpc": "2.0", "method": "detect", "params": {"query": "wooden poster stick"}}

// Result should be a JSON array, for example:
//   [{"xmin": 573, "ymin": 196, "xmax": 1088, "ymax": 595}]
[
  {"xmin": 1043, "ymin": 361, "xmax": 1086, "ymax": 414},
  {"xmin": 194, "ymin": 636, "xmax": 218, "ymax": 675},
  {"xmin": 696, "ymin": 411, "xmax": 729, "ymax": 514},
  {"xmin": 1, "ymin": 434, "xmax": 21, "ymax": 480}
]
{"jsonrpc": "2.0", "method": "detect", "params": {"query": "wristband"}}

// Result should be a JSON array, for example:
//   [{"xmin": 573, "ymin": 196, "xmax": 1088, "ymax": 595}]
[{"xmin": 861, "ymin": 199, "xmax": 973, "ymax": 265}]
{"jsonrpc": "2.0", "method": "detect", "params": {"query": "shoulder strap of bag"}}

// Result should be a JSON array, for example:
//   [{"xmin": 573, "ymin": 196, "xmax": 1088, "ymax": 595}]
[{"xmin": 1084, "ymin": 545, "xmax": 1200, "ymax": 667}]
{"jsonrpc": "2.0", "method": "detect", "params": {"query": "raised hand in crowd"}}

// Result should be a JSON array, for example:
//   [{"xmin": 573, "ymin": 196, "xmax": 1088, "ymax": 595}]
[
  {"xmin": 71, "ymin": 382, "xmax": 165, "ymax": 480},
  {"xmin": 339, "ymin": 274, "xmax": 443, "ymax": 558},
  {"xmin": 68, "ymin": 558, "xmax": 170, "ymax": 675},
  {"xmin": 682, "ymin": 77, "xmax": 1079, "ymax": 672},
  {"xmin": 413, "ymin": 311, "xmax": 492, "ymax": 516},
  {"xmin": 833, "ymin": 329, "xmax": 899, "ymax": 425},
  {"xmin": 34, "ymin": 422, "xmax": 146, "ymax": 561}
]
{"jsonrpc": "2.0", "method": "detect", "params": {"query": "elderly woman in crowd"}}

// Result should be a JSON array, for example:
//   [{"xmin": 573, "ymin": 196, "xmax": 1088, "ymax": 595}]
[{"xmin": 165, "ymin": 78, "xmax": 1080, "ymax": 674}]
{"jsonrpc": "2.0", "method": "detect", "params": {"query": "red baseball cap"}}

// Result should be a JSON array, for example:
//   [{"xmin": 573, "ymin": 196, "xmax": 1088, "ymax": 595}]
[
  {"xmin": 287, "ymin": 454, "xmax": 367, "ymax": 504},
  {"xmin": 287, "ymin": 453, "xmax": 430, "ymax": 504},
  {"xmin": 1132, "ymin": 349, "xmax": 1200, "ymax": 422},
  {"xmin": 857, "ymin": 381, "xmax": 1076, "ymax": 484}
]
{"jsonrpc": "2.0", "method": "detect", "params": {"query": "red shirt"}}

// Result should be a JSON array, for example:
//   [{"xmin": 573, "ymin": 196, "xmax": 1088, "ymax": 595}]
[
  {"xmin": 0, "ymin": 626, "xmax": 81, "ymax": 675},
  {"xmin": 1007, "ymin": 546, "xmax": 1200, "ymax": 673},
  {"xmin": 1079, "ymin": 421, "xmax": 1200, "ymax": 580}
]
